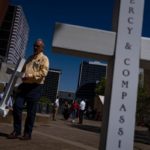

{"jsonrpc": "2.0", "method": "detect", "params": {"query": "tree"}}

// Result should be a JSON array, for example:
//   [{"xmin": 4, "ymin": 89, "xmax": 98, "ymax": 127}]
[
  {"xmin": 95, "ymin": 78, "xmax": 150, "ymax": 130},
  {"xmin": 95, "ymin": 77, "xmax": 106, "ymax": 95},
  {"xmin": 95, "ymin": 76, "xmax": 150, "ymax": 129},
  {"xmin": 38, "ymin": 96, "xmax": 52, "ymax": 113},
  {"xmin": 39, "ymin": 96, "xmax": 52, "ymax": 106},
  {"xmin": 136, "ymin": 85, "xmax": 150, "ymax": 127}
]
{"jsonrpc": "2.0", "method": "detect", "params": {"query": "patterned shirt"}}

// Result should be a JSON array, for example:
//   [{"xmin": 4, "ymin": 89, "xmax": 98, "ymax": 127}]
[{"xmin": 22, "ymin": 52, "xmax": 49, "ymax": 84}]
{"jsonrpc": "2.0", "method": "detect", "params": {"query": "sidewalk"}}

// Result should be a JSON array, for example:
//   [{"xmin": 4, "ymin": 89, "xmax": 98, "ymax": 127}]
[{"xmin": 0, "ymin": 114, "xmax": 150, "ymax": 150}]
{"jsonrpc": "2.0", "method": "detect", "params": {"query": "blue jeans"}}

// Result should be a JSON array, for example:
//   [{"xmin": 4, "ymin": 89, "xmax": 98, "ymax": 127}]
[
  {"xmin": 12, "ymin": 83, "xmax": 42, "ymax": 136},
  {"xmin": 13, "ymin": 96, "xmax": 38, "ymax": 136},
  {"xmin": 71, "ymin": 109, "xmax": 77, "ymax": 120}
]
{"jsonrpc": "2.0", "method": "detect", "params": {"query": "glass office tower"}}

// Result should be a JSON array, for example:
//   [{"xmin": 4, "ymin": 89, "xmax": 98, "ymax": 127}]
[{"xmin": 76, "ymin": 61, "xmax": 107, "ymax": 104}]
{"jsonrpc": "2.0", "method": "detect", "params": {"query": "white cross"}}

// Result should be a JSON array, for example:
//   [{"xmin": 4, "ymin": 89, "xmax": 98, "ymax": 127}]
[
  {"xmin": 52, "ymin": 0, "xmax": 146, "ymax": 149},
  {"xmin": 0, "ymin": 58, "xmax": 25, "ymax": 117}
]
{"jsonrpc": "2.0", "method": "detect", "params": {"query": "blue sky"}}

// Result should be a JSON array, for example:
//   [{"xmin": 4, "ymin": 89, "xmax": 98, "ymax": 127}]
[{"xmin": 10, "ymin": 0, "xmax": 150, "ymax": 92}]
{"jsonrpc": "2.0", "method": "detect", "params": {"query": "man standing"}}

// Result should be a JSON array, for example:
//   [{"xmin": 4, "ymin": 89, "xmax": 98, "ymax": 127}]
[
  {"xmin": 70, "ymin": 100, "xmax": 79, "ymax": 123},
  {"xmin": 79, "ymin": 99, "xmax": 86, "ymax": 124},
  {"xmin": 52, "ymin": 96, "xmax": 59, "ymax": 121},
  {"xmin": 8, "ymin": 39, "xmax": 49, "ymax": 140}
]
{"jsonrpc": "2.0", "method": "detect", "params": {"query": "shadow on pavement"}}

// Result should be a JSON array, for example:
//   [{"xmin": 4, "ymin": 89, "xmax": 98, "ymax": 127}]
[
  {"xmin": 135, "ymin": 130, "xmax": 150, "ymax": 145},
  {"xmin": 70, "ymin": 124, "xmax": 101, "ymax": 134},
  {"xmin": 0, "ymin": 132, "xmax": 8, "ymax": 137},
  {"xmin": 70, "ymin": 123, "xmax": 150, "ymax": 145}
]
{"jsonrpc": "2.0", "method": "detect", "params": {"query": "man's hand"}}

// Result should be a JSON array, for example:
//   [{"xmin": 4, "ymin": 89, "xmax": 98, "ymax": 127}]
[{"xmin": 22, "ymin": 74, "xmax": 33, "ymax": 81}]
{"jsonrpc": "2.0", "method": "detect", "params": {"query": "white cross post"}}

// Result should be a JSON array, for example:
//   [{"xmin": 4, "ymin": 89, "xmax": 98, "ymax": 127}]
[
  {"xmin": 0, "ymin": 58, "xmax": 25, "ymax": 117},
  {"xmin": 105, "ymin": 0, "xmax": 144, "ymax": 150},
  {"xmin": 52, "ymin": 0, "xmax": 146, "ymax": 149}
]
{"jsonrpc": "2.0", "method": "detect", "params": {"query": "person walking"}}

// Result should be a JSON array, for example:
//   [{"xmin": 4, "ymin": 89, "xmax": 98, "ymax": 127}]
[
  {"xmin": 70, "ymin": 100, "xmax": 79, "ymax": 123},
  {"xmin": 63, "ymin": 100, "xmax": 70, "ymax": 120},
  {"xmin": 52, "ymin": 96, "xmax": 59, "ymax": 121},
  {"xmin": 7, "ymin": 38, "xmax": 49, "ymax": 140},
  {"xmin": 78, "ymin": 99, "xmax": 86, "ymax": 124}
]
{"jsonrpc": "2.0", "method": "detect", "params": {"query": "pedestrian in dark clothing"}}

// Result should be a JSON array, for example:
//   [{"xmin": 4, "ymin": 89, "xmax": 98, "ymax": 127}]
[
  {"xmin": 63, "ymin": 101, "xmax": 70, "ymax": 120},
  {"xmin": 78, "ymin": 99, "xmax": 86, "ymax": 124},
  {"xmin": 70, "ymin": 100, "xmax": 79, "ymax": 123}
]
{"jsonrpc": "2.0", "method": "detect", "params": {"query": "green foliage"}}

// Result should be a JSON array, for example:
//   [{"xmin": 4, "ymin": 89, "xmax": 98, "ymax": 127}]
[
  {"xmin": 95, "ymin": 76, "xmax": 150, "ymax": 126},
  {"xmin": 136, "ymin": 86, "xmax": 150, "ymax": 125},
  {"xmin": 95, "ymin": 77, "xmax": 106, "ymax": 95},
  {"xmin": 39, "ymin": 96, "xmax": 52, "ymax": 106}
]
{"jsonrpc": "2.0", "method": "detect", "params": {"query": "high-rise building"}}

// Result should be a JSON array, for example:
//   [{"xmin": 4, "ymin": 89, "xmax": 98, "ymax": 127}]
[
  {"xmin": 0, "ymin": 5, "xmax": 29, "ymax": 64},
  {"xmin": 42, "ymin": 68, "xmax": 61, "ymax": 102},
  {"xmin": 37, "ymin": 68, "xmax": 61, "ymax": 114},
  {"xmin": 76, "ymin": 61, "xmax": 107, "ymax": 104}
]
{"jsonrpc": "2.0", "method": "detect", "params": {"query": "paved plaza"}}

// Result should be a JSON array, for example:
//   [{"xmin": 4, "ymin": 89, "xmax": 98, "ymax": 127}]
[{"xmin": 0, "ymin": 114, "xmax": 150, "ymax": 150}]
